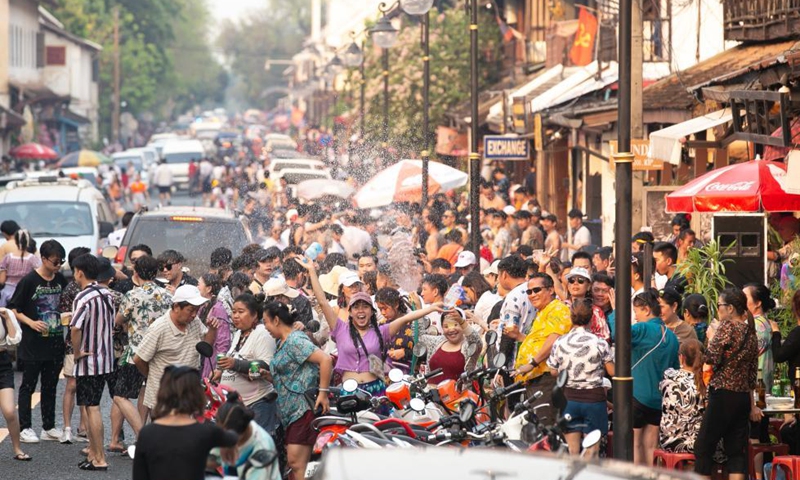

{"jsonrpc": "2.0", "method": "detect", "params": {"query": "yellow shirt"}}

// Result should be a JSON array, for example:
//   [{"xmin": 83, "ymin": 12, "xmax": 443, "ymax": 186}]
[{"xmin": 515, "ymin": 299, "xmax": 571, "ymax": 382}]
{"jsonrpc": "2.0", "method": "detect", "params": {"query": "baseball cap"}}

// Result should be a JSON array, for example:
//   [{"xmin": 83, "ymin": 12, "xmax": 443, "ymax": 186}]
[
  {"xmin": 454, "ymin": 251, "xmax": 477, "ymax": 268},
  {"xmin": 286, "ymin": 208, "xmax": 299, "ymax": 222},
  {"xmin": 96, "ymin": 257, "xmax": 116, "ymax": 282},
  {"xmin": 348, "ymin": 291, "xmax": 375, "ymax": 309},
  {"xmin": 259, "ymin": 246, "xmax": 282, "ymax": 262},
  {"xmin": 172, "ymin": 285, "xmax": 208, "ymax": 306},
  {"xmin": 339, "ymin": 270, "xmax": 362, "ymax": 287},
  {"xmin": 482, "ymin": 259, "xmax": 500, "ymax": 276},
  {"xmin": 566, "ymin": 267, "xmax": 592, "ymax": 282},
  {"xmin": 502, "ymin": 205, "xmax": 516, "ymax": 216},
  {"xmin": 263, "ymin": 278, "xmax": 299, "ymax": 299},
  {"xmin": 514, "ymin": 210, "xmax": 532, "ymax": 219},
  {"xmin": 542, "ymin": 213, "xmax": 558, "ymax": 223}
]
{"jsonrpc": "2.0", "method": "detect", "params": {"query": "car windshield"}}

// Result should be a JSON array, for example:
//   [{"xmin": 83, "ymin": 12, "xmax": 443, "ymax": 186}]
[
  {"xmin": 281, "ymin": 172, "xmax": 329, "ymax": 185},
  {"xmin": 163, "ymin": 151, "xmax": 203, "ymax": 164},
  {"xmin": 114, "ymin": 157, "xmax": 143, "ymax": 170},
  {"xmin": 273, "ymin": 162, "xmax": 317, "ymax": 172},
  {"xmin": 0, "ymin": 201, "xmax": 93, "ymax": 236},
  {"xmin": 126, "ymin": 218, "xmax": 249, "ymax": 271}
]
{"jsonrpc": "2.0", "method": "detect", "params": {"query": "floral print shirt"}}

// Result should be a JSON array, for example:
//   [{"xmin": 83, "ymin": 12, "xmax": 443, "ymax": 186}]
[
  {"xmin": 119, "ymin": 282, "xmax": 172, "ymax": 366},
  {"xmin": 272, "ymin": 330, "xmax": 320, "ymax": 427},
  {"xmin": 659, "ymin": 368, "xmax": 704, "ymax": 453},
  {"xmin": 706, "ymin": 319, "xmax": 758, "ymax": 393}
]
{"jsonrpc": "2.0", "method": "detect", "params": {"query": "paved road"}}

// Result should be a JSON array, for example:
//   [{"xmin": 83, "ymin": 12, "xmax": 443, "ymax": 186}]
[
  {"xmin": 0, "ymin": 369, "xmax": 136, "ymax": 479},
  {"xmin": 0, "ymin": 189, "xmax": 201, "ymax": 480}
]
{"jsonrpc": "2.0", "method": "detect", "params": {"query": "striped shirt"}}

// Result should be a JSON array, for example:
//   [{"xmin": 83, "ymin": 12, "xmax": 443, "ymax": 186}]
[
  {"xmin": 70, "ymin": 283, "xmax": 116, "ymax": 377},
  {"xmin": 136, "ymin": 312, "xmax": 207, "ymax": 408}
]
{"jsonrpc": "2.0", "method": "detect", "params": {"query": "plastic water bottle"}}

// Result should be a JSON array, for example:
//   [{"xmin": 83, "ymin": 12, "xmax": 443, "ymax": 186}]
[
  {"xmin": 304, "ymin": 242, "xmax": 323, "ymax": 261},
  {"xmin": 443, "ymin": 284, "xmax": 465, "ymax": 309}
]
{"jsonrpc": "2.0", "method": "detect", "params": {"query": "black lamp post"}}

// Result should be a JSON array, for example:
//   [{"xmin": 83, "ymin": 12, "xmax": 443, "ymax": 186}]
[
  {"xmin": 371, "ymin": 11, "xmax": 399, "ymax": 163},
  {"xmin": 468, "ymin": 0, "xmax": 480, "ymax": 257},
  {"xmin": 342, "ymin": 39, "xmax": 365, "ymax": 138}
]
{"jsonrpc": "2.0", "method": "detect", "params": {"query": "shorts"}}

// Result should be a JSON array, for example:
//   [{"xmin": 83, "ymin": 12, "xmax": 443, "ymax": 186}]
[
  {"xmin": 0, "ymin": 351, "xmax": 14, "ymax": 390},
  {"xmin": 564, "ymin": 400, "xmax": 609, "ymax": 435},
  {"xmin": 132, "ymin": 193, "xmax": 146, "ymax": 205},
  {"xmin": 633, "ymin": 399, "xmax": 662, "ymax": 428},
  {"xmin": 158, "ymin": 186, "xmax": 171, "ymax": 194},
  {"xmin": 76, "ymin": 374, "xmax": 109, "ymax": 407},
  {"xmin": 112, "ymin": 364, "xmax": 143, "ymax": 399},
  {"xmin": 284, "ymin": 410, "xmax": 317, "ymax": 446},
  {"xmin": 62, "ymin": 354, "xmax": 75, "ymax": 378}
]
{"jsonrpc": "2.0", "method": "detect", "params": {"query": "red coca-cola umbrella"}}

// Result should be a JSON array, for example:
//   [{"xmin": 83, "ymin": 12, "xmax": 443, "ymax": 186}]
[
  {"xmin": 8, "ymin": 143, "xmax": 59, "ymax": 161},
  {"xmin": 665, "ymin": 160, "xmax": 800, "ymax": 213}
]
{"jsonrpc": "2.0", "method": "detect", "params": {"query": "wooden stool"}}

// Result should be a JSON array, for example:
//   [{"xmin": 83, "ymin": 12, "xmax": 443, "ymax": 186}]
[
  {"xmin": 750, "ymin": 443, "xmax": 790, "ymax": 480},
  {"xmin": 771, "ymin": 456, "xmax": 800, "ymax": 480},
  {"xmin": 653, "ymin": 449, "xmax": 696, "ymax": 470}
]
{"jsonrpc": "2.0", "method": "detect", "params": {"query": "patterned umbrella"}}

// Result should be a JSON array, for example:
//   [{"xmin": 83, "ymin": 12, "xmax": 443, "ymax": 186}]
[
  {"xmin": 56, "ymin": 150, "xmax": 112, "ymax": 168},
  {"xmin": 354, "ymin": 159, "xmax": 468, "ymax": 209},
  {"xmin": 8, "ymin": 143, "xmax": 58, "ymax": 160}
]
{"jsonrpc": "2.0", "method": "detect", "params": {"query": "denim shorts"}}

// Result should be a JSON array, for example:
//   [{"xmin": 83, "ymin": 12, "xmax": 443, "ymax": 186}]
[
  {"xmin": 250, "ymin": 396, "xmax": 280, "ymax": 436},
  {"xmin": 563, "ymin": 400, "xmax": 609, "ymax": 435}
]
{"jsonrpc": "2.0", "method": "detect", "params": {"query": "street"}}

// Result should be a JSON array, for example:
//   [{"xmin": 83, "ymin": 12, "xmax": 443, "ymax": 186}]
[{"xmin": 0, "ymin": 369, "xmax": 135, "ymax": 480}]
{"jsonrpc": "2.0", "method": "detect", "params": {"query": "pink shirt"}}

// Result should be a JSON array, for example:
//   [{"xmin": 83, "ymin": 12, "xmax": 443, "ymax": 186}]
[{"xmin": 331, "ymin": 318, "xmax": 391, "ymax": 373}]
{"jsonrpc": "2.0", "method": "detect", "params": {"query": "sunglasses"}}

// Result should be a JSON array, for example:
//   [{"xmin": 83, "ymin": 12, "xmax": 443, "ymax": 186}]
[
  {"xmin": 568, "ymin": 277, "xmax": 588, "ymax": 285},
  {"xmin": 526, "ymin": 286, "xmax": 547, "ymax": 295},
  {"xmin": 47, "ymin": 257, "xmax": 65, "ymax": 267},
  {"xmin": 160, "ymin": 263, "xmax": 175, "ymax": 271}
]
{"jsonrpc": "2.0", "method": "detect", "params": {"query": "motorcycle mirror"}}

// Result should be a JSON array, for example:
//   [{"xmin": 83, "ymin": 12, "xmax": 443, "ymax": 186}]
[
  {"xmin": 127, "ymin": 445, "xmax": 136, "ymax": 459},
  {"xmin": 306, "ymin": 320, "xmax": 321, "ymax": 333},
  {"xmin": 492, "ymin": 353, "xmax": 507, "ymax": 369},
  {"xmin": 195, "ymin": 341, "xmax": 214, "ymax": 358},
  {"xmin": 582, "ymin": 430, "xmax": 602, "ymax": 452},
  {"xmin": 556, "ymin": 369, "xmax": 569, "ymax": 389},
  {"xmin": 412, "ymin": 344, "xmax": 427, "ymax": 358},
  {"xmin": 409, "ymin": 397, "xmax": 426, "ymax": 413},
  {"xmin": 466, "ymin": 343, "xmax": 477, "ymax": 357},
  {"xmin": 458, "ymin": 400, "xmax": 476, "ymax": 424},
  {"xmin": 387, "ymin": 368, "xmax": 404, "ymax": 383},
  {"xmin": 417, "ymin": 317, "xmax": 431, "ymax": 331},
  {"xmin": 342, "ymin": 379, "xmax": 359, "ymax": 393},
  {"xmin": 485, "ymin": 330, "xmax": 498, "ymax": 345}
]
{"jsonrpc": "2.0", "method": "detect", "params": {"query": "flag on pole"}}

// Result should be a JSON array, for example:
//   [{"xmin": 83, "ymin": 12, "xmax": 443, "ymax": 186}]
[
  {"xmin": 496, "ymin": 15, "xmax": 525, "ymax": 43},
  {"xmin": 569, "ymin": 6, "xmax": 598, "ymax": 66}
]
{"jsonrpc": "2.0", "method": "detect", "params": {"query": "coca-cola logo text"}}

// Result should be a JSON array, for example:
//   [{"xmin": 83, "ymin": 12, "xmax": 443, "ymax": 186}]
[{"xmin": 704, "ymin": 181, "xmax": 755, "ymax": 192}]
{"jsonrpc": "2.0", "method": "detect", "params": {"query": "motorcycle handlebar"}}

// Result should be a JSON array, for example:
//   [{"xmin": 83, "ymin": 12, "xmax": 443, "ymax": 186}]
[{"xmin": 423, "ymin": 368, "xmax": 444, "ymax": 380}]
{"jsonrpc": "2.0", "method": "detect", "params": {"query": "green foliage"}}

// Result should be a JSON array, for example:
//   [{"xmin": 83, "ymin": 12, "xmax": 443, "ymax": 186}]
[
  {"xmin": 676, "ymin": 240, "xmax": 733, "ymax": 321},
  {"xmin": 216, "ymin": 2, "xmax": 310, "ymax": 110},
  {"xmin": 360, "ymin": 7, "xmax": 504, "ymax": 156},
  {"xmin": 46, "ymin": 0, "xmax": 225, "ymax": 136},
  {"xmin": 768, "ymin": 237, "xmax": 800, "ymax": 336}
]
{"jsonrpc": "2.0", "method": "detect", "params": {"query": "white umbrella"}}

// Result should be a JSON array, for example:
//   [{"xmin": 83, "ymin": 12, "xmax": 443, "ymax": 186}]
[
  {"xmin": 354, "ymin": 159, "xmax": 468, "ymax": 208},
  {"xmin": 296, "ymin": 179, "xmax": 355, "ymax": 201}
]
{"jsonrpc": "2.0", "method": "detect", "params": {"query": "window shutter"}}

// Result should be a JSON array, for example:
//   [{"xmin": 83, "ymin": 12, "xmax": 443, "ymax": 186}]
[{"xmin": 36, "ymin": 31, "xmax": 45, "ymax": 68}]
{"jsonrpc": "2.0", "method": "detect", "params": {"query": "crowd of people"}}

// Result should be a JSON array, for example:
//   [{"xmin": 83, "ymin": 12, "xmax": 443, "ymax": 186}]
[{"xmin": 0, "ymin": 147, "xmax": 799, "ymax": 480}]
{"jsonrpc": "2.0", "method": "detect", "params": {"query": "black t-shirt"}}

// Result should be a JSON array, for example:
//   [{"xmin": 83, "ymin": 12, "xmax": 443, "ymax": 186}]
[
  {"xmin": 133, "ymin": 422, "xmax": 238, "ymax": 480},
  {"xmin": 8, "ymin": 269, "xmax": 68, "ymax": 361}
]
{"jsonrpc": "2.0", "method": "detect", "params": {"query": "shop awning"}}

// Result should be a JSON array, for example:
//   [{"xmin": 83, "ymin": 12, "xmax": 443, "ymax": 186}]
[
  {"xmin": 530, "ymin": 61, "xmax": 619, "ymax": 113},
  {"xmin": 0, "ymin": 106, "xmax": 26, "ymax": 130},
  {"xmin": 485, "ymin": 65, "xmax": 573, "ymax": 128},
  {"xmin": 649, "ymin": 108, "xmax": 733, "ymax": 165}
]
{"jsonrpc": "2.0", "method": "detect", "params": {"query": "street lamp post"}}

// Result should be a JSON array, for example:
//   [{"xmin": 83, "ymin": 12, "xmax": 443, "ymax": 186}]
[
  {"xmin": 342, "ymin": 38, "xmax": 365, "ymax": 139},
  {"xmin": 469, "ymin": 0, "xmax": 480, "ymax": 257},
  {"xmin": 613, "ymin": 0, "xmax": 634, "ymax": 462},
  {"xmin": 371, "ymin": 10, "xmax": 399, "ymax": 165}
]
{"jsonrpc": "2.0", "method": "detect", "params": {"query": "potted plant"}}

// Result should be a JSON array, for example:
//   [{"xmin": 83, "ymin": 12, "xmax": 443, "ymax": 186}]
[{"xmin": 676, "ymin": 239, "xmax": 733, "ymax": 322}]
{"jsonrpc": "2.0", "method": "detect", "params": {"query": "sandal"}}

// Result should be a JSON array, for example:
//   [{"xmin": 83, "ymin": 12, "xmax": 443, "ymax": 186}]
[
  {"xmin": 13, "ymin": 453, "xmax": 32, "ymax": 461},
  {"xmin": 79, "ymin": 461, "xmax": 108, "ymax": 471},
  {"xmin": 106, "ymin": 445, "xmax": 125, "ymax": 454}
]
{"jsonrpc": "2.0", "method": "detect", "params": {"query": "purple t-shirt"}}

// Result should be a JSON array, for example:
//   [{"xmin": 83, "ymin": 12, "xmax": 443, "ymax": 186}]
[{"xmin": 331, "ymin": 318, "xmax": 391, "ymax": 373}]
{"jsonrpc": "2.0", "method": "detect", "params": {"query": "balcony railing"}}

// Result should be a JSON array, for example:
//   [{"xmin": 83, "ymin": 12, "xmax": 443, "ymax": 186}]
[{"xmin": 724, "ymin": 0, "xmax": 800, "ymax": 42}]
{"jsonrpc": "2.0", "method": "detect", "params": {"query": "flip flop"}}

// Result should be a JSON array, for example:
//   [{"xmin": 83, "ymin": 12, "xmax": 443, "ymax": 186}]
[
  {"xmin": 13, "ymin": 453, "xmax": 32, "ymax": 461},
  {"xmin": 79, "ymin": 461, "xmax": 108, "ymax": 471},
  {"xmin": 106, "ymin": 445, "xmax": 125, "ymax": 453}
]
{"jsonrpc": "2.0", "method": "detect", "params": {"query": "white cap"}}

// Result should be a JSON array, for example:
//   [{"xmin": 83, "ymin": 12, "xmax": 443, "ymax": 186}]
[
  {"xmin": 565, "ymin": 267, "xmax": 592, "ymax": 282},
  {"xmin": 286, "ymin": 209, "xmax": 299, "ymax": 222},
  {"xmin": 339, "ymin": 270, "xmax": 362, "ymax": 287},
  {"xmin": 454, "ymin": 251, "xmax": 477, "ymax": 268},
  {"xmin": 172, "ymin": 285, "xmax": 208, "ymax": 306},
  {"xmin": 482, "ymin": 259, "xmax": 500, "ymax": 276},
  {"xmin": 502, "ymin": 205, "xmax": 517, "ymax": 216},
  {"xmin": 263, "ymin": 278, "xmax": 299, "ymax": 298}
]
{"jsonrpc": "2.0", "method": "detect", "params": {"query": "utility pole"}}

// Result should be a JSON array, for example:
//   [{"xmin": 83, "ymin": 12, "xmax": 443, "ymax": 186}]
[
  {"xmin": 112, "ymin": 6, "xmax": 121, "ymax": 145},
  {"xmin": 469, "ymin": 0, "xmax": 480, "ymax": 257},
  {"xmin": 632, "ymin": 0, "xmax": 643, "ymax": 140},
  {"xmin": 359, "ymin": 40, "xmax": 366, "ymax": 141},
  {"xmin": 421, "ymin": 11, "xmax": 431, "ymax": 208},
  {"xmin": 613, "ymin": 0, "xmax": 635, "ymax": 463}
]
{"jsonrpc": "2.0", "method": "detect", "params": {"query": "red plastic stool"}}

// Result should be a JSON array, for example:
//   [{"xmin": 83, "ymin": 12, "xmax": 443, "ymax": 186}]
[
  {"xmin": 750, "ymin": 443, "xmax": 790, "ymax": 479},
  {"xmin": 606, "ymin": 431, "xmax": 613, "ymax": 459},
  {"xmin": 653, "ymin": 449, "xmax": 696, "ymax": 470},
  {"xmin": 771, "ymin": 456, "xmax": 800, "ymax": 480}
]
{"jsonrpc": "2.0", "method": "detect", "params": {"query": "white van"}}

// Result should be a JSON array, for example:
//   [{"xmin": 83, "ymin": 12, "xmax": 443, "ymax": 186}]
[
  {"xmin": 160, "ymin": 139, "xmax": 205, "ymax": 189},
  {"xmin": 0, "ymin": 177, "xmax": 116, "ymax": 258}
]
